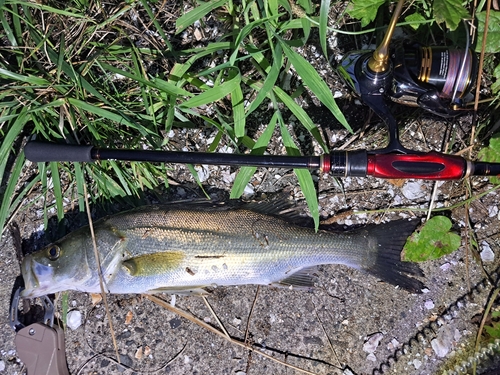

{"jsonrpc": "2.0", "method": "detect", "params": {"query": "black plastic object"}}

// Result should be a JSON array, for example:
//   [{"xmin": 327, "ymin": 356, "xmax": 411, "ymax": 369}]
[{"xmin": 25, "ymin": 142, "xmax": 93, "ymax": 163}]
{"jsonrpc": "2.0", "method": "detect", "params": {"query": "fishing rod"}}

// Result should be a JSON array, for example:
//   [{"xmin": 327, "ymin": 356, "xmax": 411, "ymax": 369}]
[
  {"xmin": 23, "ymin": 141, "xmax": 500, "ymax": 180},
  {"xmin": 23, "ymin": 0, "xmax": 498, "ymax": 181}
]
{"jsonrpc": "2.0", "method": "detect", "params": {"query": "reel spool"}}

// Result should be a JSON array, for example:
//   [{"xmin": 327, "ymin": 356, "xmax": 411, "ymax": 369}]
[
  {"xmin": 390, "ymin": 42, "xmax": 478, "ymax": 116},
  {"xmin": 339, "ymin": 0, "xmax": 478, "ymax": 118}
]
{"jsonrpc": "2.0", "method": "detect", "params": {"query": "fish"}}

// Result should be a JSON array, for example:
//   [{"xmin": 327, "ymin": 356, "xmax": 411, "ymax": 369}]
[{"xmin": 20, "ymin": 201, "xmax": 424, "ymax": 298}]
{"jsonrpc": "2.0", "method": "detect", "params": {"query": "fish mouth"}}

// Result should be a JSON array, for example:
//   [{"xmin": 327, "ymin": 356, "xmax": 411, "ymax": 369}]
[{"xmin": 20, "ymin": 256, "xmax": 52, "ymax": 298}]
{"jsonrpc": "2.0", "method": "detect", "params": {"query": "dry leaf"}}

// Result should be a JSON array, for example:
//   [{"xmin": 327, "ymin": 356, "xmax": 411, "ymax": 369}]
[
  {"xmin": 125, "ymin": 311, "xmax": 133, "ymax": 325},
  {"xmin": 387, "ymin": 178, "xmax": 406, "ymax": 188},
  {"xmin": 135, "ymin": 346, "xmax": 143, "ymax": 360},
  {"xmin": 90, "ymin": 293, "xmax": 102, "ymax": 305}
]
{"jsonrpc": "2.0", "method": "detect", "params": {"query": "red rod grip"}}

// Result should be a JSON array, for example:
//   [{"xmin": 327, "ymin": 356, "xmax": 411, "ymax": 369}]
[{"xmin": 367, "ymin": 151, "xmax": 469, "ymax": 180}]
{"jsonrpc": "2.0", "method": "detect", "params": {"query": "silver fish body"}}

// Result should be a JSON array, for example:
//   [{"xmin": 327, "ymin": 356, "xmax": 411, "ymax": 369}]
[{"xmin": 21, "ymin": 202, "xmax": 424, "ymax": 298}]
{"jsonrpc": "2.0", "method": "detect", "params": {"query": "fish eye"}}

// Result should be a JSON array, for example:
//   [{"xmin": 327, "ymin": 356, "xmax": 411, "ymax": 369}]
[{"xmin": 47, "ymin": 245, "xmax": 61, "ymax": 261}]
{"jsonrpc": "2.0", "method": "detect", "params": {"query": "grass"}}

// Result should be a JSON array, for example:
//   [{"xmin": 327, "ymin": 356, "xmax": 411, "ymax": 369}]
[{"xmin": 0, "ymin": 0, "xmax": 358, "ymax": 233}]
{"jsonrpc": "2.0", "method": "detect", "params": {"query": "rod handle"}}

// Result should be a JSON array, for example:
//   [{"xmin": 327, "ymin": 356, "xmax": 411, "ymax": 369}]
[
  {"xmin": 24, "ymin": 142, "xmax": 94, "ymax": 163},
  {"xmin": 367, "ymin": 151, "xmax": 468, "ymax": 180}
]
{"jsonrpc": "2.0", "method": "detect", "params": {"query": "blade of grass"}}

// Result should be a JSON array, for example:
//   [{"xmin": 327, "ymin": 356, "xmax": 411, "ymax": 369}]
[
  {"xmin": 230, "ymin": 71, "xmax": 245, "ymax": 138},
  {"xmin": 279, "ymin": 40, "xmax": 351, "ymax": 132},
  {"xmin": 319, "ymin": 0, "xmax": 330, "ymax": 58},
  {"xmin": 245, "ymin": 43, "xmax": 282, "ymax": 116},
  {"xmin": 273, "ymin": 86, "xmax": 327, "ymax": 153},
  {"xmin": 99, "ymin": 62, "xmax": 192, "ymax": 97},
  {"xmin": 0, "ymin": 108, "xmax": 28, "ymax": 187},
  {"xmin": 277, "ymin": 112, "xmax": 319, "ymax": 230},
  {"xmin": 0, "ymin": 151, "xmax": 25, "ymax": 235},
  {"xmin": 180, "ymin": 69, "xmax": 241, "ymax": 109},
  {"xmin": 66, "ymin": 98, "xmax": 155, "ymax": 138},
  {"xmin": 49, "ymin": 162, "xmax": 64, "ymax": 222},
  {"xmin": 176, "ymin": 0, "xmax": 228, "ymax": 34},
  {"xmin": 74, "ymin": 162, "xmax": 86, "ymax": 211},
  {"xmin": 137, "ymin": 0, "xmax": 174, "ymax": 51},
  {"xmin": 230, "ymin": 111, "xmax": 278, "ymax": 198}
]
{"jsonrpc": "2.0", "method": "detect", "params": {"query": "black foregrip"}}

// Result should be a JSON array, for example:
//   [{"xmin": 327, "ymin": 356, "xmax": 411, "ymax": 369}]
[
  {"xmin": 472, "ymin": 161, "xmax": 500, "ymax": 177},
  {"xmin": 24, "ymin": 141, "xmax": 94, "ymax": 162}
]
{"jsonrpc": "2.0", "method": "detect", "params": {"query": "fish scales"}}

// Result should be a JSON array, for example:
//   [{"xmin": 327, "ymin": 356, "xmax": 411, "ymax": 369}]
[
  {"xmin": 105, "ymin": 208, "xmax": 370, "ymax": 293},
  {"xmin": 21, "ymin": 202, "xmax": 425, "ymax": 298}
]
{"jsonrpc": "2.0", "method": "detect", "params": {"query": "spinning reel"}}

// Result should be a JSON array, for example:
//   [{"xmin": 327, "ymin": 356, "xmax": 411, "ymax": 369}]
[
  {"xmin": 339, "ymin": 0, "xmax": 477, "ymax": 152},
  {"xmin": 23, "ymin": 0, "xmax": 500, "ymax": 181}
]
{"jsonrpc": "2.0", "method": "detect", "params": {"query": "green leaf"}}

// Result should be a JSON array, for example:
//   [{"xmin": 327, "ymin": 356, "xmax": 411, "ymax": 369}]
[
  {"xmin": 245, "ymin": 43, "xmax": 282, "ymax": 117},
  {"xmin": 403, "ymin": 216, "xmax": 461, "ymax": 262},
  {"xmin": 278, "ymin": 113, "xmax": 319, "ymax": 231},
  {"xmin": 484, "ymin": 321, "xmax": 500, "ymax": 340},
  {"xmin": 478, "ymin": 133, "xmax": 500, "ymax": 184},
  {"xmin": 346, "ymin": 0, "xmax": 386, "ymax": 28},
  {"xmin": 404, "ymin": 12, "xmax": 427, "ymax": 30},
  {"xmin": 279, "ymin": 41, "xmax": 351, "ymax": 133},
  {"xmin": 476, "ymin": 11, "xmax": 500, "ymax": 53},
  {"xmin": 319, "ymin": 0, "xmax": 330, "ymax": 58},
  {"xmin": 492, "ymin": 63, "xmax": 500, "ymax": 94},
  {"xmin": 433, "ymin": 0, "xmax": 470, "ymax": 31},
  {"xmin": 176, "ymin": 0, "xmax": 228, "ymax": 34},
  {"xmin": 273, "ymin": 86, "xmax": 328, "ymax": 152},
  {"xmin": 180, "ymin": 70, "xmax": 241, "ymax": 108},
  {"xmin": 230, "ymin": 112, "xmax": 278, "ymax": 199}
]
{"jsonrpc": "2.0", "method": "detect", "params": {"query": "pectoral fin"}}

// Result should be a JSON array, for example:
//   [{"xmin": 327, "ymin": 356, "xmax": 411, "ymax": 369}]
[
  {"xmin": 122, "ymin": 251, "xmax": 184, "ymax": 277},
  {"xmin": 272, "ymin": 267, "xmax": 318, "ymax": 291}
]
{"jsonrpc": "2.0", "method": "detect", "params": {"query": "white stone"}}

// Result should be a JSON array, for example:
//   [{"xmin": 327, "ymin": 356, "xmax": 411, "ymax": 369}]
[
  {"xmin": 413, "ymin": 359, "xmax": 422, "ymax": 369},
  {"xmin": 363, "ymin": 332, "xmax": 384, "ymax": 354},
  {"xmin": 67, "ymin": 310, "xmax": 82, "ymax": 330},
  {"xmin": 480, "ymin": 241, "xmax": 495, "ymax": 262},
  {"xmin": 424, "ymin": 300, "xmax": 435, "ymax": 310},
  {"xmin": 401, "ymin": 181, "xmax": 427, "ymax": 200}
]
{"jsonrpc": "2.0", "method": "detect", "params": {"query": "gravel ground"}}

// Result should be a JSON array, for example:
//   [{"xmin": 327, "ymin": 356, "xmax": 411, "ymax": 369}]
[{"xmin": 1, "ymin": 2, "xmax": 500, "ymax": 375}]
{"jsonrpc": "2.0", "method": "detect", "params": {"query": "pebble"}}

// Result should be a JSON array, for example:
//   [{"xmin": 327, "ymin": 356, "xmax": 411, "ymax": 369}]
[
  {"xmin": 413, "ymin": 358, "xmax": 422, "ymax": 369},
  {"xmin": 0, "ymin": 360, "xmax": 5, "ymax": 371},
  {"xmin": 440, "ymin": 263, "xmax": 451, "ymax": 271},
  {"xmin": 424, "ymin": 300, "xmax": 435, "ymax": 310},
  {"xmin": 363, "ymin": 332, "xmax": 384, "ymax": 354},
  {"xmin": 480, "ymin": 241, "xmax": 495, "ymax": 262},
  {"xmin": 401, "ymin": 181, "xmax": 428, "ymax": 200},
  {"xmin": 488, "ymin": 205, "xmax": 498, "ymax": 217},
  {"xmin": 67, "ymin": 310, "xmax": 82, "ymax": 330},
  {"xmin": 431, "ymin": 325, "xmax": 454, "ymax": 357}
]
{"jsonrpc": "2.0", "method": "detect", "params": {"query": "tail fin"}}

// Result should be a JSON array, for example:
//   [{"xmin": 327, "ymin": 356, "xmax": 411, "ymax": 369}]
[{"xmin": 365, "ymin": 220, "xmax": 425, "ymax": 293}]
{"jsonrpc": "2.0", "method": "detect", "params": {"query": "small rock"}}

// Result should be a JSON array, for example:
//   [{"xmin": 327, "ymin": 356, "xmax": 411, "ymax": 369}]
[
  {"xmin": 431, "ymin": 325, "xmax": 454, "ymax": 357},
  {"xmin": 413, "ymin": 359, "xmax": 422, "ymax": 369},
  {"xmin": 480, "ymin": 241, "xmax": 495, "ymax": 262},
  {"xmin": 363, "ymin": 332, "xmax": 384, "ymax": 354},
  {"xmin": 401, "ymin": 181, "xmax": 427, "ymax": 200},
  {"xmin": 440, "ymin": 263, "xmax": 451, "ymax": 271},
  {"xmin": 242, "ymin": 184, "xmax": 254, "ymax": 197},
  {"xmin": 366, "ymin": 353, "xmax": 377, "ymax": 362},
  {"xmin": 169, "ymin": 317, "xmax": 182, "ymax": 329},
  {"xmin": 232, "ymin": 317, "xmax": 242, "ymax": 326},
  {"xmin": 424, "ymin": 300, "xmax": 435, "ymax": 310},
  {"xmin": 67, "ymin": 310, "xmax": 82, "ymax": 330},
  {"xmin": 0, "ymin": 360, "xmax": 5, "ymax": 371}
]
